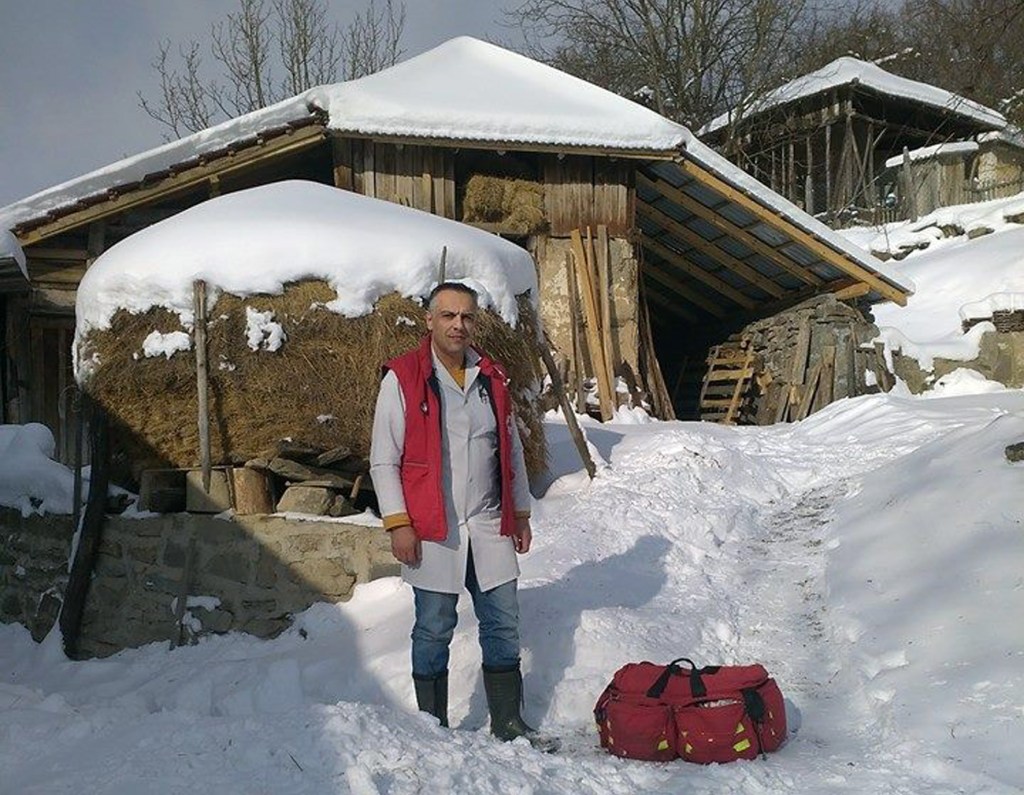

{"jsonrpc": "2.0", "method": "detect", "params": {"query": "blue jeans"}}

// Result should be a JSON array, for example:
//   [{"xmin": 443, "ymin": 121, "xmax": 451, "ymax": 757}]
[{"xmin": 411, "ymin": 551, "xmax": 520, "ymax": 678}]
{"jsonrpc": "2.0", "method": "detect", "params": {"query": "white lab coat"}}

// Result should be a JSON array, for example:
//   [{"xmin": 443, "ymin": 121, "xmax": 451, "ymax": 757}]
[{"xmin": 369, "ymin": 346, "xmax": 531, "ymax": 593}]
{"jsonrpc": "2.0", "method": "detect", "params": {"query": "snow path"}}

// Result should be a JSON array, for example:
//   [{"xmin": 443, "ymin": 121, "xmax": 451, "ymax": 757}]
[{"xmin": 2, "ymin": 393, "xmax": 1022, "ymax": 793}]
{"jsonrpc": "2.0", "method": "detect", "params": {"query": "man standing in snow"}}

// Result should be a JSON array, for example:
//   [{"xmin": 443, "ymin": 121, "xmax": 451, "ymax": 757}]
[{"xmin": 370, "ymin": 282, "xmax": 556, "ymax": 752}]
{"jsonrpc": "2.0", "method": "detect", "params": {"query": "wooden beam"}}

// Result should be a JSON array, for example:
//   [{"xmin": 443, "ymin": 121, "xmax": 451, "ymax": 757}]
[
  {"xmin": 22, "ymin": 247, "xmax": 90, "ymax": 261},
  {"xmin": 644, "ymin": 260, "xmax": 728, "ymax": 318},
  {"xmin": 674, "ymin": 158, "xmax": 909, "ymax": 306},
  {"xmin": 643, "ymin": 236, "xmax": 758, "ymax": 309},
  {"xmin": 638, "ymin": 201, "xmax": 785, "ymax": 298},
  {"xmin": 340, "ymin": 131, "xmax": 679, "ymax": 161},
  {"xmin": 17, "ymin": 125, "xmax": 328, "ymax": 247},
  {"xmin": 638, "ymin": 172, "xmax": 823, "ymax": 287},
  {"xmin": 833, "ymin": 282, "xmax": 871, "ymax": 301}
]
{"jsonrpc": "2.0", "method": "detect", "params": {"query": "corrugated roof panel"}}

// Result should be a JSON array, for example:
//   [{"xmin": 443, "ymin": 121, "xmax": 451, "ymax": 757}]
[
  {"xmin": 646, "ymin": 161, "xmax": 686, "ymax": 187},
  {"xmin": 717, "ymin": 202, "xmax": 757, "ymax": 228},
  {"xmin": 686, "ymin": 216, "xmax": 722, "ymax": 241},
  {"xmin": 716, "ymin": 235, "xmax": 753, "ymax": 259},
  {"xmin": 779, "ymin": 242, "xmax": 819, "ymax": 266},
  {"xmin": 748, "ymin": 222, "xmax": 790, "ymax": 247},
  {"xmin": 681, "ymin": 180, "xmax": 722, "ymax": 207}
]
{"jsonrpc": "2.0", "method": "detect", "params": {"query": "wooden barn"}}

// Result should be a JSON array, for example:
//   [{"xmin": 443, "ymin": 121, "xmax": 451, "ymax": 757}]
[
  {"xmin": 0, "ymin": 37, "xmax": 911, "ymax": 466},
  {"xmin": 699, "ymin": 57, "xmax": 1021, "ymax": 226}
]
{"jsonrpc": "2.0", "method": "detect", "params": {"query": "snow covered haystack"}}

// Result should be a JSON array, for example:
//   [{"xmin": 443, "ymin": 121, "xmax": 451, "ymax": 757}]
[{"xmin": 73, "ymin": 181, "xmax": 546, "ymax": 487}]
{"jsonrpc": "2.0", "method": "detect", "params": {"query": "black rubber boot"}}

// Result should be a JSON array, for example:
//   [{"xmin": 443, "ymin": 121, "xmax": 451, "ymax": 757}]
[
  {"xmin": 413, "ymin": 671, "xmax": 449, "ymax": 728},
  {"xmin": 482, "ymin": 665, "xmax": 560, "ymax": 753}
]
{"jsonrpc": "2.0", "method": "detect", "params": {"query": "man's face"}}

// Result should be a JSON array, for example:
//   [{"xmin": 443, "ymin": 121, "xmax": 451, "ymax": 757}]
[{"xmin": 427, "ymin": 289, "xmax": 478, "ymax": 363}]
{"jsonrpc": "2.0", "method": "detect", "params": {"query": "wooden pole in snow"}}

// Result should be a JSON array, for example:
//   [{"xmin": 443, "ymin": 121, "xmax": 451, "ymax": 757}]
[
  {"xmin": 438, "ymin": 246, "xmax": 447, "ymax": 283},
  {"xmin": 193, "ymin": 280, "xmax": 211, "ymax": 493}
]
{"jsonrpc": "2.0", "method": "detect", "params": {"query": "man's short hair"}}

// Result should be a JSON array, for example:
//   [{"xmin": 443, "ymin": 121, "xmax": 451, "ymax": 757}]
[{"xmin": 427, "ymin": 282, "xmax": 478, "ymax": 311}]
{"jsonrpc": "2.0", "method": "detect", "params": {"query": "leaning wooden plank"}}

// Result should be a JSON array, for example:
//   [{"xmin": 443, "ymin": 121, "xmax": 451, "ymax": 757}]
[
  {"xmin": 566, "ymin": 252, "xmax": 587, "ymax": 412},
  {"xmin": 795, "ymin": 362, "xmax": 823, "ymax": 420},
  {"xmin": 596, "ymin": 225, "xmax": 616, "ymax": 404},
  {"xmin": 571, "ymin": 229, "xmax": 614, "ymax": 420},
  {"xmin": 540, "ymin": 337, "xmax": 597, "ymax": 478}
]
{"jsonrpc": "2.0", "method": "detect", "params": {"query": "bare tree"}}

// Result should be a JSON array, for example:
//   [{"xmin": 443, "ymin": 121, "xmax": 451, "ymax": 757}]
[
  {"xmin": 139, "ymin": 0, "xmax": 405, "ymax": 138},
  {"xmin": 506, "ymin": 0, "xmax": 813, "ymax": 129}
]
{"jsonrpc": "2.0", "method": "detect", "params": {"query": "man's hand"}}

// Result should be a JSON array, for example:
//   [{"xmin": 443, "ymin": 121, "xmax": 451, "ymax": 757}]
[
  {"xmin": 513, "ymin": 517, "xmax": 532, "ymax": 554},
  {"xmin": 390, "ymin": 525, "xmax": 421, "ymax": 565}
]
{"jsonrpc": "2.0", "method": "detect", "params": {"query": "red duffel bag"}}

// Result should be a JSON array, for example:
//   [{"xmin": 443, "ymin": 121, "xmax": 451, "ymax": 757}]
[{"xmin": 594, "ymin": 657, "xmax": 787, "ymax": 764}]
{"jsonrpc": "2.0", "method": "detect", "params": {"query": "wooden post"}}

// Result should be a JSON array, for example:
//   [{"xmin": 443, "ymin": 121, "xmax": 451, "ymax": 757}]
[
  {"xmin": 570, "ymin": 229, "xmax": 614, "ymax": 420},
  {"xmin": 71, "ymin": 389, "xmax": 85, "ymax": 533},
  {"xmin": 193, "ymin": 280, "xmax": 211, "ymax": 493},
  {"xmin": 902, "ymin": 147, "xmax": 918, "ymax": 222},
  {"xmin": 170, "ymin": 534, "xmax": 197, "ymax": 650},
  {"xmin": 438, "ymin": 245, "xmax": 447, "ymax": 283},
  {"xmin": 539, "ymin": 337, "xmax": 596, "ymax": 479},
  {"xmin": 825, "ymin": 123, "xmax": 832, "ymax": 220},
  {"xmin": 60, "ymin": 395, "xmax": 109, "ymax": 659},
  {"xmin": 805, "ymin": 136, "xmax": 814, "ymax": 214}
]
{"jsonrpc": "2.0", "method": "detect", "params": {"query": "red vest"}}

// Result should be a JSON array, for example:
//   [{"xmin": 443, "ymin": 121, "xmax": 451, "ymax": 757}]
[{"xmin": 383, "ymin": 336, "xmax": 517, "ymax": 542}]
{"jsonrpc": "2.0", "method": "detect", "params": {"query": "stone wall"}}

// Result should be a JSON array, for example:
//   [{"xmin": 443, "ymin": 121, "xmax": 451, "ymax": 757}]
[
  {"xmin": 0, "ymin": 508, "xmax": 398, "ymax": 657},
  {"xmin": 893, "ymin": 331, "xmax": 1024, "ymax": 393}
]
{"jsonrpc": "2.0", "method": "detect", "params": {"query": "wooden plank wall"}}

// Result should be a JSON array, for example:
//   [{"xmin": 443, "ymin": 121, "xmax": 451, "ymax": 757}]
[
  {"xmin": 332, "ymin": 140, "xmax": 632, "ymax": 234},
  {"xmin": 333, "ymin": 140, "xmax": 456, "ymax": 218},
  {"xmin": 545, "ymin": 155, "xmax": 632, "ymax": 236}
]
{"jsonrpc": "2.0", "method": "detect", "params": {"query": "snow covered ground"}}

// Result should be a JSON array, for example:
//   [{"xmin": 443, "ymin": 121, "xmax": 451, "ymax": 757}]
[{"xmin": 2, "ymin": 386, "xmax": 1022, "ymax": 794}]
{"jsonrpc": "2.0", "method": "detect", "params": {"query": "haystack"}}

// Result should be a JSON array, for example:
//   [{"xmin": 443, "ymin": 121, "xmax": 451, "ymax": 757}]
[
  {"xmin": 82, "ymin": 283, "xmax": 545, "ymax": 489},
  {"xmin": 73, "ymin": 180, "xmax": 547, "ymax": 490},
  {"xmin": 462, "ymin": 175, "xmax": 547, "ymax": 234}
]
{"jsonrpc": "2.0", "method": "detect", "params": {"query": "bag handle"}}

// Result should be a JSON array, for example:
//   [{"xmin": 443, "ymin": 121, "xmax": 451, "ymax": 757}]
[{"xmin": 645, "ymin": 657, "xmax": 712, "ymax": 699}]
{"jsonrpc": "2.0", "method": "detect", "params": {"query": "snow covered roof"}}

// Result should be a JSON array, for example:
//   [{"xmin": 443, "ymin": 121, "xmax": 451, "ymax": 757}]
[
  {"xmin": 883, "ymin": 141, "xmax": 979, "ymax": 169},
  {"xmin": 701, "ymin": 57, "xmax": 1007, "ymax": 136},
  {"xmin": 75, "ymin": 180, "xmax": 538, "ymax": 347},
  {"xmin": 0, "ymin": 37, "xmax": 687, "ymax": 238},
  {"xmin": 310, "ymin": 36, "xmax": 688, "ymax": 151}
]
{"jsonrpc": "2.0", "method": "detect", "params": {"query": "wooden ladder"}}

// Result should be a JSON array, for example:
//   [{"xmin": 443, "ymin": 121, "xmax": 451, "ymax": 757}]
[{"xmin": 698, "ymin": 339, "xmax": 756, "ymax": 425}]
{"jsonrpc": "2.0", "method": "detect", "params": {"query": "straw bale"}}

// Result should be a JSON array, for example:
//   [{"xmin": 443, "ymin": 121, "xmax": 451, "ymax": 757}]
[
  {"xmin": 463, "ymin": 175, "xmax": 547, "ymax": 234},
  {"xmin": 80, "ymin": 282, "xmax": 547, "ymax": 488}
]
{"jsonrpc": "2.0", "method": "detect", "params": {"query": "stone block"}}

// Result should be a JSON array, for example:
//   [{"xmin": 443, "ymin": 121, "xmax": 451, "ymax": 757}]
[
  {"xmin": 241, "ymin": 616, "xmax": 292, "ymax": 638},
  {"xmin": 205, "ymin": 550, "xmax": 252, "ymax": 583},
  {"xmin": 296, "ymin": 558, "xmax": 356, "ymax": 599},
  {"xmin": 139, "ymin": 468, "xmax": 187, "ymax": 513},
  {"xmin": 30, "ymin": 591, "xmax": 62, "ymax": 642},
  {"xmin": 163, "ymin": 538, "xmax": 187, "ymax": 568},
  {"xmin": 93, "ymin": 553, "xmax": 127, "ymax": 578},
  {"xmin": 185, "ymin": 469, "xmax": 233, "ymax": 513},
  {"xmin": 191, "ymin": 605, "xmax": 234, "ymax": 633},
  {"xmin": 276, "ymin": 485, "xmax": 334, "ymax": 516}
]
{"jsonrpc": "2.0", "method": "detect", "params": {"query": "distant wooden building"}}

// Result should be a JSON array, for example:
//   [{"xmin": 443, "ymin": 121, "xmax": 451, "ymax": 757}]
[
  {"xmin": 700, "ymin": 57, "xmax": 1021, "ymax": 225},
  {"xmin": 0, "ymin": 38, "xmax": 910, "ymax": 465}
]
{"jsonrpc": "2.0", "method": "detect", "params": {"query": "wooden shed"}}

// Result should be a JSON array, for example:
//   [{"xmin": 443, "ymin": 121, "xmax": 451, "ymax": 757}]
[
  {"xmin": 0, "ymin": 38, "xmax": 911, "ymax": 465},
  {"xmin": 700, "ymin": 57, "xmax": 1009, "ymax": 226}
]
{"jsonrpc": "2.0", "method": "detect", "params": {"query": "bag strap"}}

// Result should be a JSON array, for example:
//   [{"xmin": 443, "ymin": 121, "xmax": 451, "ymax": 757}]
[
  {"xmin": 742, "ymin": 687, "xmax": 768, "ymax": 760},
  {"xmin": 645, "ymin": 657, "xmax": 711, "ymax": 699}
]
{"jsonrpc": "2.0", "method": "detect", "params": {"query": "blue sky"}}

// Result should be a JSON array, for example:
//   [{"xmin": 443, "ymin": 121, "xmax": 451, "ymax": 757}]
[{"xmin": 0, "ymin": 0, "xmax": 517, "ymax": 206}]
